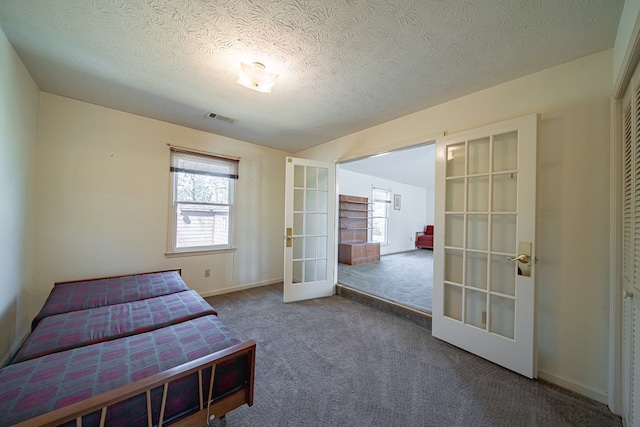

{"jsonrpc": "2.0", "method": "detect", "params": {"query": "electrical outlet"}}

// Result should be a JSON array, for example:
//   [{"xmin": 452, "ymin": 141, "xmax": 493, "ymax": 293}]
[
  {"xmin": 409, "ymin": 236, "xmax": 413, "ymax": 241},
  {"xmin": 204, "ymin": 269, "xmax": 211, "ymax": 278}
]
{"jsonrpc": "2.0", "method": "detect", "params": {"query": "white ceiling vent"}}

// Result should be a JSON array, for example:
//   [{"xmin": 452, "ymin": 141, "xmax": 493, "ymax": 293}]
[{"xmin": 207, "ymin": 112, "xmax": 238, "ymax": 124}]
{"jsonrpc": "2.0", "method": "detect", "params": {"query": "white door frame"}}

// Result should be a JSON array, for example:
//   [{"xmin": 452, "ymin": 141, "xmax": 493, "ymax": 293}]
[{"xmin": 609, "ymin": 96, "xmax": 622, "ymax": 415}]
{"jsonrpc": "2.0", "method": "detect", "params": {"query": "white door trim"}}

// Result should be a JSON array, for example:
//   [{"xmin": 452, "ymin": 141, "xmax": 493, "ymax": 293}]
[{"xmin": 609, "ymin": 97, "xmax": 623, "ymax": 415}]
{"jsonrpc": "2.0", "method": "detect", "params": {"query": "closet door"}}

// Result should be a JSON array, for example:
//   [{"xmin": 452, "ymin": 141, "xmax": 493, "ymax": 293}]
[{"xmin": 620, "ymin": 65, "xmax": 640, "ymax": 427}]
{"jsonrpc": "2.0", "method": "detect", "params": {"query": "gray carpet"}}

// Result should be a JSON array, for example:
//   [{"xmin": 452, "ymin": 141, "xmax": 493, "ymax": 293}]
[
  {"xmin": 338, "ymin": 249, "xmax": 433, "ymax": 313},
  {"xmin": 206, "ymin": 284, "xmax": 621, "ymax": 427}
]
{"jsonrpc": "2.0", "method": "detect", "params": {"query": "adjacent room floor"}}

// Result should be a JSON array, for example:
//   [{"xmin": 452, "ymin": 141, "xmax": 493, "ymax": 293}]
[{"xmin": 337, "ymin": 249, "xmax": 433, "ymax": 313}]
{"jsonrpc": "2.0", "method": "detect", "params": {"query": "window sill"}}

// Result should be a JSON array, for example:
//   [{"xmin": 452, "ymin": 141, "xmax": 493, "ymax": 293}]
[{"xmin": 165, "ymin": 248, "xmax": 237, "ymax": 258}]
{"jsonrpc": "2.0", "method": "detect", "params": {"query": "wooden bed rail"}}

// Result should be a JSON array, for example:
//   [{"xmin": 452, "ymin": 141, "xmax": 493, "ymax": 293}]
[{"xmin": 12, "ymin": 340, "xmax": 256, "ymax": 427}]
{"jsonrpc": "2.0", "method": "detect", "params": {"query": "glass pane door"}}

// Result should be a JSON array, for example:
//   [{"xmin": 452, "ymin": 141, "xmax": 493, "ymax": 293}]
[
  {"xmin": 292, "ymin": 164, "xmax": 329, "ymax": 284},
  {"xmin": 443, "ymin": 132, "xmax": 518, "ymax": 339},
  {"xmin": 433, "ymin": 114, "xmax": 537, "ymax": 379},
  {"xmin": 284, "ymin": 157, "xmax": 336, "ymax": 302}
]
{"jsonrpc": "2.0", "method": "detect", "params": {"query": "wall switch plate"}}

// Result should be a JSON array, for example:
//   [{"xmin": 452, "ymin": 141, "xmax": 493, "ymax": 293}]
[{"xmin": 204, "ymin": 269, "xmax": 211, "ymax": 278}]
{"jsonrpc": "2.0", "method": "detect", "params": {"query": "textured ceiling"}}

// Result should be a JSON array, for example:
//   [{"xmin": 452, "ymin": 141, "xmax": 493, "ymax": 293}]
[{"xmin": 0, "ymin": 0, "xmax": 623, "ymax": 153}]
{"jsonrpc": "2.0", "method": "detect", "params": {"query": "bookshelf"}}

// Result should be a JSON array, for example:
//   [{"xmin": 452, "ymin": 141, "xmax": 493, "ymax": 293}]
[{"xmin": 338, "ymin": 194, "xmax": 380, "ymax": 265}]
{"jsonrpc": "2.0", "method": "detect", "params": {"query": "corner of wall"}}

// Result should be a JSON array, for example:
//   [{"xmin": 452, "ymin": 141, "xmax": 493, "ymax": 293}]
[{"xmin": 0, "ymin": 26, "xmax": 40, "ymax": 362}]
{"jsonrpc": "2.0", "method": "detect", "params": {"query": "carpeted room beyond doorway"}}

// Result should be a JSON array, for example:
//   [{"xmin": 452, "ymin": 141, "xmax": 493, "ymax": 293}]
[
  {"xmin": 205, "ymin": 284, "xmax": 621, "ymax": 427},
  {"xmin": 338, "ymin": 249, "xmax": 433, "ymax": 313}
]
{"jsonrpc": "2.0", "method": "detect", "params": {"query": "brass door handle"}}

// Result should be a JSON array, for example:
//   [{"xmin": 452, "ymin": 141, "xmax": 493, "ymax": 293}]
[
  {"xmin": 286, "ymin": 228, "xmax": 293, "ymax": 248},
  {"xmin": 507, "ymin": 254, "xmax": 531, "ymax": 263}
]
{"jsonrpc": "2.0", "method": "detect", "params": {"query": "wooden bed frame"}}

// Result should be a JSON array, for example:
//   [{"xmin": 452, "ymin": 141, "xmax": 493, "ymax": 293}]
[
  {"xmin": 12, "ymin": 339, "xmax": 256, "ymax": 427},
  {"xmin": 4, "ymin": 269, "xmax": 255, "ymax": 426}
]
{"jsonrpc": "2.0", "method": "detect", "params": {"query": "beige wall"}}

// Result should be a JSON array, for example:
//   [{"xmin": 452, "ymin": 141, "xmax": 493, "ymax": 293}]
[
  {"xmin": 297, "ymin": 50, "xmax": 613, "ymax": 402},
  {"xmin": 33, "ymin": 93, "xmax": 287, "ymax": 317},
  {"xmin": 0, "ymin": 29, "xmax": 39, "ymax": 363}
]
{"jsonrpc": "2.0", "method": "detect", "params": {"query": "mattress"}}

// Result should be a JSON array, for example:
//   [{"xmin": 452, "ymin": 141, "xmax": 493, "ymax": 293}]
[
  {"xmin": 31, "ymin": 270, "xmax": 189, "ymax": 329},
  {"xmin": 0, "ymin": 315, "xmax": 247, "ymax": 426},
  {"xmin": 13, "ymin": 290, "xmax": 217, "ymax": 363}
]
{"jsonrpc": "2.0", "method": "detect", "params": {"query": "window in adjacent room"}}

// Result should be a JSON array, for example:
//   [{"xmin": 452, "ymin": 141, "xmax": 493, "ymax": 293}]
[
  {"xmin": 168, "ymin": 147, "xmax": 239, "ymax": 253},
  {"xmin": 371, "ymin": 187, "xmax": 390, "ymax": 244}
]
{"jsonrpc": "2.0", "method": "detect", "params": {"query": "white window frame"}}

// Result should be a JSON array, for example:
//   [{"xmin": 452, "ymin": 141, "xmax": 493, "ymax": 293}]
[
  {"xmin": 371, "ymin": 187, "xmax": 391, "ymax": 244},
  {"xmin": 167, "ymin": 147, "xmax": 238, "ymax": 255}
]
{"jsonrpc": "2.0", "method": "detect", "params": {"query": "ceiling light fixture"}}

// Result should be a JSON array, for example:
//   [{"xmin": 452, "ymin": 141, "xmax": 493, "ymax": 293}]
[{"xmin": 237, "ymin": 62, "xmax": 279, "ymax": 93}]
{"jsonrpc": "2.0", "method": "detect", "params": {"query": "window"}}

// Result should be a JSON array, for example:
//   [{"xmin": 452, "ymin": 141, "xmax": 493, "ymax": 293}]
[
  {"xmin": 371, "ymin": 188, "xmax": 390, "ymax": 244},
  {"xmin": 168, "ymin": 148, "xmax": 238, "ymax": 253}
]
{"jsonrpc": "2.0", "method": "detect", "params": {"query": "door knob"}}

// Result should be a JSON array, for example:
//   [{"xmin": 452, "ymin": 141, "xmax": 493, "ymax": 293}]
[
  {"xmin": 507, "ymin": 254, "xmax": 531, "ymax": 263},
  {"xmin": 507, "ymin": 241, "xmax": 532, "ymax": 277},
  {"xmin": 285, "ymin": 228, "xmax": 293, "ymax": 248}
]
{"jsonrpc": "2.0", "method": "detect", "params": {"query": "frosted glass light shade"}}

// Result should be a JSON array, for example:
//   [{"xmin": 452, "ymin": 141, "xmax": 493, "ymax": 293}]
[{"xmin": 237, "ymin": 62, "xmax": 279, "ymax": 93}]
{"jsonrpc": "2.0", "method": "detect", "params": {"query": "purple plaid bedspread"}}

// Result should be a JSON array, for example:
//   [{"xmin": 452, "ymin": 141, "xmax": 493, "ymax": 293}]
[
  {"xmin": 13, "ymin": 290, "xmax": 217, "ymax": 363},
  {"xmin": 32, "ymin": 270, "xmax": 189, "ymax": 329},
  {"xmin": 0, "ymin": 315, "xmax": 246, "ymax": 426}
]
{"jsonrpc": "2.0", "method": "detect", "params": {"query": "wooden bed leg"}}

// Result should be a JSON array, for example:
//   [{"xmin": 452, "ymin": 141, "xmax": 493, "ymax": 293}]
[{"xmin": 206, "ymin": 413, "xmax": 225, "ymax": 426}]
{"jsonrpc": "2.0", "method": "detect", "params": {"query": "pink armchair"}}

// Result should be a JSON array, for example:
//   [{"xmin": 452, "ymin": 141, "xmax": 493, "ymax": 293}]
[{"xmin": 416, "ymin": 225, "xmax": 434, "ymax": 249}]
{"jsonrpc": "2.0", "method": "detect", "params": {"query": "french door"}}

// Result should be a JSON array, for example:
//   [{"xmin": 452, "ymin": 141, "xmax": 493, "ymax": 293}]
[
  {"xmin": 283, "ymin": 157, "xmax": 336, "ymax": 302},
  {"xmin": 433, "ymin": 114, "xmax": 538, "ymax": 378}
]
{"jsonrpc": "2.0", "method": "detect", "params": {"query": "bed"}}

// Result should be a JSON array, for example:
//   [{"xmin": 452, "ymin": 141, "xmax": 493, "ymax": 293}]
[
  {"xmin": 0, "ymin": 270, "xmax": 255, "ymax": 427},
  {"xmin": 30, "ymin": 270, "xmax": 191, "ymax": 330}
]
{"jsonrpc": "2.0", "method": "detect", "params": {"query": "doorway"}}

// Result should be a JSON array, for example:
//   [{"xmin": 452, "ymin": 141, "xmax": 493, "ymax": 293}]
[{"xmin": 336, "ymin": 144, "xmax": 435, "ymax": 313}]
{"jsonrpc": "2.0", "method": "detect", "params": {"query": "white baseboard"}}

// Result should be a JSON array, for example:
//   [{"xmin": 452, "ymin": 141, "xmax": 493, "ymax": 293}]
[
  {"xmin": 537, "ymin": 369, "xmax": 608, "ymax": 404},
  {"xmin": 199, "ymin": 278, "xmax": 283, "ymax": 298}
]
